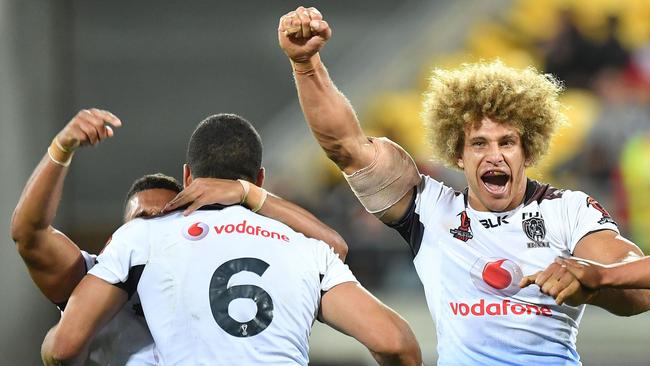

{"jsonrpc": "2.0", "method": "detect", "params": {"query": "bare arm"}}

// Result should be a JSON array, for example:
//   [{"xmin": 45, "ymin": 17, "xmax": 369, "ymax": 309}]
[
  {"xmin": 42, "ymin": 275, "xmax": 127, "ymax": 365},
  {"xmin": 558, "ymin": 255, "xmax": 650, "ymax": 290},
  {"xmin": 278, "ymin": 7, "xmax": 415, "ymax": 223},
  {"xmin": 520, "ymin": 230, "xmax": 650, "ymax": 315},
  {"xmin": 163, "ymin": 178, "xmax": 348, "ymax": 259},
  {"xmin": 572, "ymin": 230, "xmax": 650, "ymax": 315},
  {"xmin": 10, "ymin": 109, "xmax": 122, "ymax": 303},
  {"xmin": 320, "ymin": 282, "xmax": 422, "ymax": 366}
]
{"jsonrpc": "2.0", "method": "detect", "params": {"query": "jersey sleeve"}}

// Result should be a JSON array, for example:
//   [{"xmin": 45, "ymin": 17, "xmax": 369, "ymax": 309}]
[
  {"xmin": 387, "ymin": 175, "xmax": 447, "ymax": 256},
  {"xmin": 563, "ymin": 191, "xmax": 619, "ymax": 253},
  {"xmin": 80, "ymin": 250, "xmax": 98, "ymax": 273},
  {"xmin": 314, "ymin": 241, "xmax": 358, "ymax": 292},
  {"xmin": 87, "ymin": 219, "xmax": 150, "ymax": 298}
]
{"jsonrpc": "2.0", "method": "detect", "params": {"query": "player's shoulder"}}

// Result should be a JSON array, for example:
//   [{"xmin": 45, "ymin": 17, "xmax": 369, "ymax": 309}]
[
  {"xmin": 420, "ymin": 173, "xmax": 455, "ymax": 193},
  {"xmin": 523, "ymin": 179, "xmax": 591, "ymax": 209},
  {"xmin": 111, "ymin": 217, "xmax": 151, "ymax": 239}
]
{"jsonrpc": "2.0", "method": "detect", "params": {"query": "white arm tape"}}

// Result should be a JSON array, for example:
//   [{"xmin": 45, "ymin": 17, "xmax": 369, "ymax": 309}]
[{"xmin": 343, "ymin": 137, "xmax": 421, "ymax": 214}]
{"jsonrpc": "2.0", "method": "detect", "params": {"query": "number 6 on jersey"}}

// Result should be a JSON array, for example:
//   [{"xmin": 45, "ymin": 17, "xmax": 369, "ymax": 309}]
[{"xmin": 209, "ymin": 257, "xmax": 274, "ymax": 337}]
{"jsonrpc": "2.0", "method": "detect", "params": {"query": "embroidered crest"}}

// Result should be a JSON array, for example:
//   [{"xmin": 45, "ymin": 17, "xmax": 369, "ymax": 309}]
[
  {"xmin": 522, "ymin": 216, "xmax": 549, "ymax": 248},
  {"xmin": 450, "ymin": 211, "xmax": 473, "ymax": 242}
]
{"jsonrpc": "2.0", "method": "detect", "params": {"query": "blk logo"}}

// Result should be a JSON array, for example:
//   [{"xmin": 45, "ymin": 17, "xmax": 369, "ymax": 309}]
[
  {"xmin": 471, "ymin": 258, "xmax": 523, "ymax": 297},
  {"xmin": 479, "ymin": 215, "xmax": 509, "ymax": 229},
  {"xmin": 183, "ymin": 222, "xmax": 209, "ymax": 241}
]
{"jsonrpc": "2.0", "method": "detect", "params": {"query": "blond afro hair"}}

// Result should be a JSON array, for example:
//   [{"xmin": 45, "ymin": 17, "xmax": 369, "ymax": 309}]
[{"xmin": 422, "ymin": 61, "xmax": 567, "ymax": 169}]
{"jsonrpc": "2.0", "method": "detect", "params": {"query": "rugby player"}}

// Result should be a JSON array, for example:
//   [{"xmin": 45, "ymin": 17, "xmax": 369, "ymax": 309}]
[
  {"xmin": 43, "ymin": 114, "xmax": 422, "ymax": 365},
  {"xmin": 278, "ymin": 6, "xmax": 650, "ymax": 365},
  {"xmin": 12, "ymin": 109, "xmax": 354, "ymax": 364}
]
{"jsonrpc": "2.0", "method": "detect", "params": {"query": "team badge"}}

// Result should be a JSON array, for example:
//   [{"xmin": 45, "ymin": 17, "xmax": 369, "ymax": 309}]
[
  {"xmin": 183, "ymin": 221, "xmax": 209, "ymax": 241},
  {"xmin": 586, "ymin": 197, "xmax": 616, "ymax": 225},
  {"xmin": 522, "ymin": 216, "xmax": 550, "ymax": 248},
  {"xmin": 450, "ymin": 211, "xmax": 473, "ymax": 242}
]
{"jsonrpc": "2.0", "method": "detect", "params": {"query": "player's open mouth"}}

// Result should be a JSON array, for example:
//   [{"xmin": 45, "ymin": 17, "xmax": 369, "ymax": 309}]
[{"xmin": 481, "ymin": 170, "xmax": 509, "ymax": 195}]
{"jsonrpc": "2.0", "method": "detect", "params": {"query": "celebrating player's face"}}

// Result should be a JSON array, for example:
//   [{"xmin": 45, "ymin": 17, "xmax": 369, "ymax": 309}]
[
  {"xmin": 458, "ymin": 118, "xmax": 528, "ymax": 212},
  {"xmin": 124, "ymin": 188, "xmax": 179, "ymax": 222}
]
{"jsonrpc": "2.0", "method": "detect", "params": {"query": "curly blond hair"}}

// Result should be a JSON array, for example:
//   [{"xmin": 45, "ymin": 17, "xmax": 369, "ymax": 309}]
[{"xmin": 422, "ymin": 61, "xmax": 566, "ymax": 169}]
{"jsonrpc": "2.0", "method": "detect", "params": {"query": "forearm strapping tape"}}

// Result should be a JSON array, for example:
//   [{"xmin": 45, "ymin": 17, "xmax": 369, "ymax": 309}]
[{"xmin": 343, "ymin": 137, "xmax": 421, "ymax": 214}]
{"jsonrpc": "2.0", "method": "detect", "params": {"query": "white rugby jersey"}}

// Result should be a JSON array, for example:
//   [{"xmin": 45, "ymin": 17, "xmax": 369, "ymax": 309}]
[
  {"xmin": 75, "ymin": 251, "xmax": 157, "ymax": 366},
  {"xmin": 389, "ymin": 176, "xmax": 619, "ymax": 366},
  {"xmin": 89, "ymin": 205, "xmax": 357, "ymax": 366}
]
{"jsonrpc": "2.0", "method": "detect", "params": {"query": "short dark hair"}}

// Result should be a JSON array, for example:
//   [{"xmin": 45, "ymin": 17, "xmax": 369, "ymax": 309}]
[
  {"xmin": 186, "ymin": 113, "xmax": 262, "ymax": 182},
  {"xmin": 124, "ymin": 173, "xmax": 182, "ymax": 206}
]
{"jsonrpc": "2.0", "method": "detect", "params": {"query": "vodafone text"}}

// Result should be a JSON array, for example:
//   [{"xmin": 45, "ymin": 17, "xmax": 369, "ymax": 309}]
[
  {"xmin": 450, "ymin": 299, "xmax": 552, "ymax": 317},
  {"xmin": 214, "ymin": 220, "xmax": 290, "ymax": 242}
]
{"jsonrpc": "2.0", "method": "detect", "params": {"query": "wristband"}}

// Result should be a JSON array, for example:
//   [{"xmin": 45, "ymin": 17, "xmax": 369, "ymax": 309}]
[
  {"xmin": 252, "ymin": 189, "xmax": 268, "ymax": 213},
  {"xmin": 48, "ymin": 137, "xmax": 74, "ymax": 167},
  {"xmin": 47, "ymin": 146, "xmax": 71, "ymax": 167},
  {"xmin": 237, "ymin": 179, "xmax": 250, "ymax": 204}
]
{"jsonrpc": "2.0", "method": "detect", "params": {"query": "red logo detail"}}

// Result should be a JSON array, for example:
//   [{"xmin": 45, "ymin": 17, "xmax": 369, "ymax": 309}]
[
  {"xmin": 449, "ymin": 299, "xmax": 552, "ymax": 317},
  {"xmin": 450, "ymin": 211, "xmax": 473, "ymax": 242},
  {"xmin": 188, "ymin": 223, "xmax": 204, "ymax": 237},
  {"xmin": 459, "ymin": 211, "xmax": 471, "ymax": 230},
  {"xmin": 471, "ymin": 258, "xmax": 523, "ymax": 296},
  {"xmin": 182, "ymin": 222, "xmax": 209, "ymax": 241},
  {"xmin": 213, "ymin": 220, "xmax": 290, "ymax": 243},
  {"xmin": 482, "ymin": 259, "xmax": 512, "ymax": 290},
  {"xmin": 586, "ymin": 197, "xmax": 615, "ymax": 225}
]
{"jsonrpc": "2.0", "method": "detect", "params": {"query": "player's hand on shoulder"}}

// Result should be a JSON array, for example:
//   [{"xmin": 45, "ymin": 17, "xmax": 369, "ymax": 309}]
[
  {"xmin": 163, "ymin": 178, "xmax": 244, "ymax": 216},
  {"xmin": 56, "ymin": 108, "xmax": 122, "ymax": 151},
  {"xmin": 278, "ymin": 6, "xmax": 331, "ymax": 63},
  {"xmin": 519, "ymin": 259, "xmax": 598, "ymax": 306}
]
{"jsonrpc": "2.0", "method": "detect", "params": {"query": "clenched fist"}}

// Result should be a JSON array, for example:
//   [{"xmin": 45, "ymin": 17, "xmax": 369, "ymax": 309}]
[
  {"xmin": 56, "ymin": 108, "xmax": 122, "ymax": 151},
  {"xmin": 278, "ymin": 6, "xmax": 332, "ymax": 65}
]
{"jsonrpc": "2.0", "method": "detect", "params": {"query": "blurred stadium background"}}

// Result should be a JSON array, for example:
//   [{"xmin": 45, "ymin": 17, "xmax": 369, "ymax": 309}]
[{"xmin": 2, "ymin": 0, "xmax": 650, "ymax": 364}]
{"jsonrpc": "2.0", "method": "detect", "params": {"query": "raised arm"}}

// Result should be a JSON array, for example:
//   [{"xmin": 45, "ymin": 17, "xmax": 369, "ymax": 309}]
[
  {"xmin": 10, "ymin": 109, "xmax": 121, "ymax": 303},
  {"xmin": 163, "ymin": 177, "xmax": 348, "ymax": 259},
  {"xmin": 278, "ymin": 7, "xmax": 417, "ymax": 223}
]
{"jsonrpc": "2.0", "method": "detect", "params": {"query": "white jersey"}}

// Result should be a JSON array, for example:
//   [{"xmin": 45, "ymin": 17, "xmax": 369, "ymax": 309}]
[
  {"xmin": 89, "ymin": 205, "xmax": 356, "ymax": 366},
  {"xmin": 74, "ymin": 251, "xmax": 157, "ymax": 366},
  {"xmin": 388, "ymin": 176, "xmax": 619, "ymax": 366}
]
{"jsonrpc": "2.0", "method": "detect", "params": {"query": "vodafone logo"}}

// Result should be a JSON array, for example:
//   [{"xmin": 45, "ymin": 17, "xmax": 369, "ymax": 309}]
[
  {"xmin": 183, "ymin": 222, "xmax": 209, "ymax": 241},
  {"xmin": 470, "ymin": 257, "xmax": 523, "ymax": 297}
]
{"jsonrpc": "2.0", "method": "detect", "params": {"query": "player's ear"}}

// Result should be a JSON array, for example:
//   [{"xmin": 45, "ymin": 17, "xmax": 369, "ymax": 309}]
[
  {"xmin": 457, "ymin": 157, "xmax": 464, "ymax": 170},
  {"xmin": 254, "ymin": 167, "xmax": 265, "ymax": 188},
  {"xmin": 183, "ymin": 164, "xmax": 193, "ymax": 188}
]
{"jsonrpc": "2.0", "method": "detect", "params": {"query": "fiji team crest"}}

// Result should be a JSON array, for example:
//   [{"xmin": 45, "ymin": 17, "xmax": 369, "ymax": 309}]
[{"xmin": 522, "ymin": 213, "xmax": 550, "ymax": 248}]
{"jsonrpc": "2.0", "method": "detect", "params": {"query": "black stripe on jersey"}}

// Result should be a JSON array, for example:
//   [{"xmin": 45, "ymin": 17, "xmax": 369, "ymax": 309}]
[
  {"xmin": 386, "ymin": 187, "xmax": 424, "ymax": 257},
  {"xmin": 113, "ymin": 264, "xmax": 145, "ymax": 300}
]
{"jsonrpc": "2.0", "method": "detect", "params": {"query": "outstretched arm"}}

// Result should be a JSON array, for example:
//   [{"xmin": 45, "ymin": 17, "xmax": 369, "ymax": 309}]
[
  {"xmin": 10, "ymin": 109, "xmax": 122, "ymax": 303},
  {"xmin": 163, "ymin": 178, "xmax": 348, "ymax": 259},
  {"xmin": 521, "ymin": 230, "xmax": 650, "ymax": 315},
  {"xmin": 278, "ymin": 7, "xmax": 416, "ymax": 223},
  {"xmin": 557, "ymin": 255, "xmax": 650, "ymax": 290}
]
